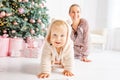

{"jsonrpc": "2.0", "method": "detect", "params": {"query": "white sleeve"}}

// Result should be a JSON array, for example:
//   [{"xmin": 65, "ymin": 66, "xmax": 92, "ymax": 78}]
[{"xmin": 40, "ymin": 42, "xmax": 52, "ymax": 74}]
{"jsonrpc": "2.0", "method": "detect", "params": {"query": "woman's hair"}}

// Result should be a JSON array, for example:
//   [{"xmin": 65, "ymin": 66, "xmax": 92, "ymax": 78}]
[
  {"xmin": 46, "ymin": 20, "xmax": 70, "ymax": 43},
  {"xmin": 69, "ymin": 4, "xmax": 81, "ymax": 13}
]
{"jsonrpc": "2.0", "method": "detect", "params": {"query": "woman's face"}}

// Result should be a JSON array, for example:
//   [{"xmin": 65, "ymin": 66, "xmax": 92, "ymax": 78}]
[
  {"xmin": 50, "ymin": 25, "xmax": 67, "ymax": 48},
  {"xmin": 69, "ymin": 6, "xmax": 81, "ymax": 22}
]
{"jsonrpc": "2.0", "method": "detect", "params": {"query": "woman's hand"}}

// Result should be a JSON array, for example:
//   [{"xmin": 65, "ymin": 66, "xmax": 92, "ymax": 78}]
[
  {"xmin": 37, "ymin": 73, "xmax": 49, "ymax": 78},
  {"xmin": 63, "ymin": 70, "xmax": 74, "ymax": 76},
  {"xmin": 81, "ymin": 57, "xmax": 91, "ymax": 62}
]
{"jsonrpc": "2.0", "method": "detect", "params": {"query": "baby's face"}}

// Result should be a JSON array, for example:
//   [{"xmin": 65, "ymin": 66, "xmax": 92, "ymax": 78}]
[{"xmin": 50, "ymin": 25, "xmax": 67, "ymax": 48}]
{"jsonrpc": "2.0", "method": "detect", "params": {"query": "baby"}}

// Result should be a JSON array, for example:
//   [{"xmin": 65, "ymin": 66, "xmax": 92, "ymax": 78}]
[{"xmin": 37, "ymin": 19, "xmax": 74, "ymax": 78}]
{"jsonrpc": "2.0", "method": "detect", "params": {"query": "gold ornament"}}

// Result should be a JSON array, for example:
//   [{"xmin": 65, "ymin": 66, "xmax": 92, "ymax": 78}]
[
  {"xmin": 24, "ymin": 18, "xmax": 28, "ymax": 21},
  {"xmin": 0, "ymin": 3, "xmax": 3, "ymax": 8},
  {"xmin": 0, "ymin": 21, "xmax": 4, "ymax": 26},
  {"xmin": 18, "ymin": 0, "xmax": 22, "ymax": 2},
  {"xmin": 36, "ymin": 28, "xmax": 39, "ymax": 31}
]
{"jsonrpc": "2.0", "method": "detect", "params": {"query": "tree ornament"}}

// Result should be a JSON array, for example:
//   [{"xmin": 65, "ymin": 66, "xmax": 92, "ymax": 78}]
[
  {"xmin": 39, "ymin": 3, "xmax": 44, "ymax": 8},
  {"xmin": 24, "ymin": 18, "xmax": 28, "ymax": 21},
  {"xmin": 0, "ymin": 11, "xmax": 6, "ymax": 18},
  {"xmin": 0, "ymin": 3, "xmax": 3, "ymax": 8},
  {"xmin": 36, "ymin": 28, "xmax": 39, "ymax": 31},
  {"xmin": 3, "ymin": 34, "xmax": 9, "ymax": 38},
  {"xmin": 5, "ymin": 13, "xmax": 12, "ymax": 17},
  {"xmin": 41, "ymin": 23, "xmax": 45, "ymax": 29},
  {"xmin": 13, "ymin": 21, "xmax": 18, "ymax": 25},
  {"xmin": 12, "ymin": 30, "xmax": 16, "ymax": 33},
  {"xmin": 30, "ymin": 19, "xmax": 35, "ymax": 23},
  {"xmin": 37, "ymin": 19, "xmax": 41, "ymax": 23},
  {"xmin": 26, "ymin": 36, "xmax": 35, "ymax": 48},
  {"xmin": 18, "ymin": 8, "xmax": 24, "ymax": 14},
  {"xmin": 0, "ymin": 21, "xmax": 4, "ymax": 26},
  {"xmin": 23, "ymin": 0, "xmax": 29, "ymax": 2},
  {"xmin": 3, "ymin": 30, "xmax": 7, "ymax": 34},
  {"xmin": 30, "ymin": 29, "xmax": 35, "ymax": 34},
  {"xmin": 18, "ymin": 0, "xmax": 22, "ymax": 2},
  {"xmin": 32, "ymin": 2, "xmax": 35, "ymax": 5},
  {"xmin": 29, "ymin": 4, "xmax": 32, "ymax": 8}
]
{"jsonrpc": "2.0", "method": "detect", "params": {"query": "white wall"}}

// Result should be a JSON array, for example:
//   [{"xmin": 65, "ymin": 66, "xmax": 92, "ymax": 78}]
[
  {"xmin": 80, "ymin": 0, "xmax": 97, "ymax": 30},
  {"xmin": 107, "ymin": 0, "xmax": 120, "ymax": 28},
  {"xmin": 46, "ymin": 0, "xmax": 114, "ymax": 30},
  {"xmin": 46, "ymin": 0, "xmax": 83, "ymax": 20},
  {"xmin": 82, "ymin": 0, "xmax": 120, "ymax": 29},
  {"xmin": 95, "ymin": 0, "xmax": 108, "ymax": 29},
  {"xmin": 46, "ymin": 0, "xmax": 102, "ymax": 30}
]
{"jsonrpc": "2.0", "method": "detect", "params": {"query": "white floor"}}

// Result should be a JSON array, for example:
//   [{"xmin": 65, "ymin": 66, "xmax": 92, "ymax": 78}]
[{"xmin": 0, "ymin": 49, "xmax": 120, "ymax": 80}]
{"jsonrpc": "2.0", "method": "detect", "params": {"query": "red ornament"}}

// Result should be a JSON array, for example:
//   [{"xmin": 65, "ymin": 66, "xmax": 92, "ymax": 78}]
[{"xmin": 0, "ymin": 11, "xmax": 6, "ymax": 18}]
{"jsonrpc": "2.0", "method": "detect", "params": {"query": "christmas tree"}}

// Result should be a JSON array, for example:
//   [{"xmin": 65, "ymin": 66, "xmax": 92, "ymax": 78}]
[{"xmin": 0, "ymin": 0, "xmax": 49, "ymax": 39}]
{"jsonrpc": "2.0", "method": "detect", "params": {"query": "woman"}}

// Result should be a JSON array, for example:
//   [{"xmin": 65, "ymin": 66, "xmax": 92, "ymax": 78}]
[{"xmin": 69, "ymin": 4, "xmax": 91, "ymax": 62}]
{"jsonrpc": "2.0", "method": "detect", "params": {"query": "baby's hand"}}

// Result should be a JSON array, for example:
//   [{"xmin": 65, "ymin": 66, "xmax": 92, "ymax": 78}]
[
  {"xmin": 37, "ymin": 73, "xmax": 49, "ymax": 78},
  {"xmin": 63, "ymin": 70, "xmax": 74, "ymax": 76}
]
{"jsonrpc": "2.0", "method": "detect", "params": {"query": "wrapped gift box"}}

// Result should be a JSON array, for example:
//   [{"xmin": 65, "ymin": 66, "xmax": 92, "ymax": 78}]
[
  {"xmin": 0, "ymin": 37, "xmax": 9, "ymax": 57},
  {"xmin": 21, "ymin": 48, "xmax": 42, "ymax": 58},
  {"xmin": 9, "ymin": 38, "xmax": 24, "ymax": 57},
  {"xmin": 21, "ymin": 38, "xmax": 44, "ymax": 58}
]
